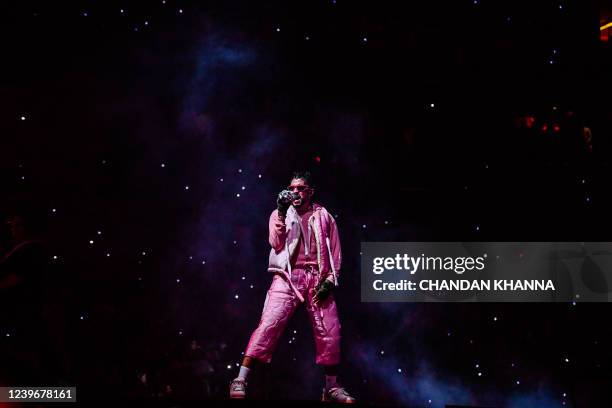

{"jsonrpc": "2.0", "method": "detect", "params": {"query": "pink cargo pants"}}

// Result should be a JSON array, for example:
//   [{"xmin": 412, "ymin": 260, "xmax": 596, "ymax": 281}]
[{"xmin": 244, "ymin": 268, "xmax": 341, "ymax": 365}]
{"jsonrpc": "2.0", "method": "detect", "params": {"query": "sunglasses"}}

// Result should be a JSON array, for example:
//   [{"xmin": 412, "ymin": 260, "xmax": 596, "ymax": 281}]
[{"xmin": 287, "ymin": 185, "xmax": 310, "ymax": 192}]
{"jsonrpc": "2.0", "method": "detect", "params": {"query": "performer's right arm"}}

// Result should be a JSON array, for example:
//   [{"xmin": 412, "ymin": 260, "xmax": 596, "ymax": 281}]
[{"xmin": 269, "ymin": 210, "xmax": 287, "ymax": 253}]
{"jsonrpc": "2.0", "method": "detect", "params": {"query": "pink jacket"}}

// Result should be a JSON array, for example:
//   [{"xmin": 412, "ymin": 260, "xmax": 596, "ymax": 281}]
[{"xmin": 268, "ymin": 203, "xmax": 342, "ymax": 301}]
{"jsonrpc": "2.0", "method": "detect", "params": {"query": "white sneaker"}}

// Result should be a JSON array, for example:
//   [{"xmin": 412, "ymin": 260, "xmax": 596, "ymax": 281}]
[
  {"xmin": 322, "ymin": 386, "xmax": 356, "ymax": 403},
  {"xmin": 229, "ymin": 377, "xmax": 247, "ymax": 399}
]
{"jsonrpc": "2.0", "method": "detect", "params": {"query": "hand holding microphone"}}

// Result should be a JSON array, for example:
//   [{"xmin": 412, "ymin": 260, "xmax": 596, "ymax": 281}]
[{"xmin": 277, "ymin": 190, "xmax": 299, "ymax": 217}]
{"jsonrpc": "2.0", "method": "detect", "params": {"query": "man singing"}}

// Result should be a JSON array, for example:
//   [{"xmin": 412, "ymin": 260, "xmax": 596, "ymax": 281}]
[{"xmin": 229, "ymin": 171, "xmax": 355, "ymax": 403}]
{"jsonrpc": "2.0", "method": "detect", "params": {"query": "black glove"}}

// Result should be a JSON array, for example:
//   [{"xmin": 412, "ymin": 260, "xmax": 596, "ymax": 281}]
[
  {"xmin": 313, "ymin": 279, "xmax": 334, "ymax": 304},
  {"xmin": 277, "ymin": 190, "xmax": 296, "ymax": 216}
]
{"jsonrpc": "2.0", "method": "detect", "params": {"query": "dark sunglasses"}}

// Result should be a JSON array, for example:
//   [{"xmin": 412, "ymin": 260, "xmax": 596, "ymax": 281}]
[{"xmin": 287, "ymin": 185, "xmax": 310, "ymax": 192}]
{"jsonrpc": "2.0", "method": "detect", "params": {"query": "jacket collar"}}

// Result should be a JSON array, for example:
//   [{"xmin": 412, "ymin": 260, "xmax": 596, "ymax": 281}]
[{"xmin": 286, "ymin": 202, "xmax": 322, "ymax": 222}]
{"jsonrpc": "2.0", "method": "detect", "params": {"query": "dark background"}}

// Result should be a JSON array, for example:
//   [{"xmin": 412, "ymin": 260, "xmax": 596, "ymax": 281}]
[{"xmin": 1, "ymin": 0, "xmax": 611, "ymax": 406}]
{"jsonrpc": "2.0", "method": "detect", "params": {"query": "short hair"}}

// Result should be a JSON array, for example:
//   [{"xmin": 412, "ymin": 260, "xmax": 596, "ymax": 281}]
[{"xmin": 290, "ymin": 171, "xmax": 315, "ymax": 187}]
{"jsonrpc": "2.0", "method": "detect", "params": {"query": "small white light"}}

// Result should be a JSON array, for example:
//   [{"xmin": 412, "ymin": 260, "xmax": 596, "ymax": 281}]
[
  {"xmin": 106, "ymin": 253, "xmax": 111, "ymax": 257},
  {"xmin": 20, "ymin": 115, "xmax": 26, "ymax": 121},
  {"xmin": 238, "ymin": 168, "xmax": 242, "ymax": 173},
  {"xmin": 142, "ymin": 251, "xmax": 146, "ymax": 256},
  {"xmin": 516, "ymin": 380, "xmax": 520, "ymax": 385},
  {"xmin": 397, "ymin": 368, "xmax": 402, "ymax": 373},
  {"xmin": 53, "ymin": 255, "xmax": 58, "ymax": 260},
  {"xmin": 430, "ymin": 103, "xmax": 435, "ymax": 108},
  {"xmin": 52, "ymin": 208, "xmax": 57, "ymax": 213},
  {"xmin": 235, "ymin": 294, "xmax": 239, "ymax": 299},
  {"xmin": 89, "ymin": 240, "xmax": 94, "ymax": 244},
  {"xmin": 236, "ymin": 193, "xmax": 240, "ymax": 198},
  {"xmin": 276, "ymin": 27, "xmax": 280, "ymax": 32},
  {"xmin": 241, "ymin": 186, "xmax": 246, "ymax": 190},
  {"xmin": 227, "ymin": 365, "xmax": 231, "ymax": 369},
  {"xmin": 478, "ymin": 372, "xmax": 482, "ymax": 376},
  {"xmin": 250, "ymin": 285, "xmax": 254, "ymax": 288},
  {"xmin": 144, "ymin": 21, "xmax": 149, "ymax": 26},
  {"xmin": 97, "ymin": 231, "xmax": 102, "ymax": 235},
  {"xmin": 242, "ymin": 276, "xmax": 246, "ymax": 280},
  {"xmin": 258, "ymin": 174, "xmax": 262, "ymax": 178},
  {"xmin": 176, "ymin": 279, "xmax": 181, "ymax": 283},
  {"xmin": 161, "ymin": 163, "xmax": 165, "ymax": 168},
  {"xmin": 179, "ymin": 9, "xmax": 183, "ymax": 14},
  {"xmin": 185, "ymin": 185, "xmax": 190, "ymax": 190}
]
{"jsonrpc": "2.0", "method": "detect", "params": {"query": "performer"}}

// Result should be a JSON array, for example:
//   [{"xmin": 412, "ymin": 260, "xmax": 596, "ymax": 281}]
[{"xmin": 229, "ymin": 171, "xmax": 355, "ymax": 403}]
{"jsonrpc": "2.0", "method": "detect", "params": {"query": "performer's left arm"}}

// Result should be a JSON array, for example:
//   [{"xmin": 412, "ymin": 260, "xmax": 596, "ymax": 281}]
[
  {"xmin": 314, "ymin": 214, "xmax": 342, "ymax": 305},
  {"xmin": 326, "ymin": 214, "xmax": 341, "ymax": 285}
]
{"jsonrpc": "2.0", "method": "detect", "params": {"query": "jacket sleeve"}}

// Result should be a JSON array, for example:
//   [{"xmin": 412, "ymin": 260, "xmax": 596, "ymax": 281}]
[
  {"xmin": 326, "ymin": 214, "xmax": 342, "ymax": 285},
  {"xmin": 269, "ymin": 209, "xmax": 287, "ymax": 253}
]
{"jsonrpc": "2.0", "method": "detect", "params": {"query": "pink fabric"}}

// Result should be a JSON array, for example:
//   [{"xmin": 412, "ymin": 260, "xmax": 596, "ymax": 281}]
[
  {"xmin": 268, "ymin": 203, "xmax": 341, "ymax": 287},
  {"xmin": 244, "ymin": 269, "xmax": 341, "ymax": 365},
  {"xmin": 295, "ymin": 207, "xmax": 318, "ymax": 267},
  {"xmin": 268, "ymin": 211, "xmax": 286, "ymax": 253}
]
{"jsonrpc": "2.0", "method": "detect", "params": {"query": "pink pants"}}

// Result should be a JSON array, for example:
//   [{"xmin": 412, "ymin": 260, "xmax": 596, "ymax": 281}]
[{"xmin": 244, "ymin": 269, "xmax": 341, "ymax": 365}]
